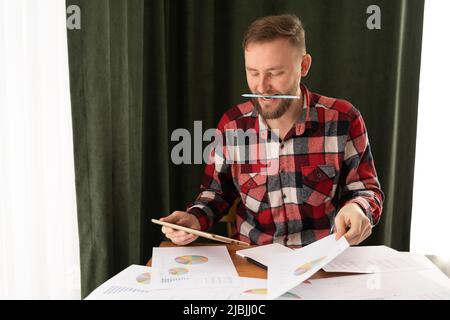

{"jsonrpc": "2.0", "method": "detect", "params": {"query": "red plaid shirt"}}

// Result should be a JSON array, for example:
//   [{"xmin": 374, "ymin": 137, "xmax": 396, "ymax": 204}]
[{"xmin": 187, "ymin": 84, "xmax": 383, "ymax": 246}]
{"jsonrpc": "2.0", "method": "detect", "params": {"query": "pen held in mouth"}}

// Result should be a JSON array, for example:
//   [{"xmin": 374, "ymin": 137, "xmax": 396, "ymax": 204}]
[{"xmin": 242, "ymin": 93, "xmax": 301, "ymax": 99}]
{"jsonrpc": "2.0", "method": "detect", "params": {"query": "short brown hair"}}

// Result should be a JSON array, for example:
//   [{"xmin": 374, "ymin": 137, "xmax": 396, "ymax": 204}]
[{"xmin": 242, "ymin": 14, "xmax": 306, "ymax": 53}]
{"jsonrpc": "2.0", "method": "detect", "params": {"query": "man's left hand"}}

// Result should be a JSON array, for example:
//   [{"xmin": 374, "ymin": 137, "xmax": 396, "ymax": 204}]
[{"xmin": 334, "ymin": 202, "xmax": 372, "ymax": 246}]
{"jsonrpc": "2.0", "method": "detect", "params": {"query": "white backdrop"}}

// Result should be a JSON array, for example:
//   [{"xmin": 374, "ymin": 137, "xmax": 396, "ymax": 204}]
[
  {"xmin": 410, "ymin": 0, "xmax": 450, "ymax": 259},
  {"xmin": 0, "ymin": 0, "xmax": 81, "ymax": 299}
]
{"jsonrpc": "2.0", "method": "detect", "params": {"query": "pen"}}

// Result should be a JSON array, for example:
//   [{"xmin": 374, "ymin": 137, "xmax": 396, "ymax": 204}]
[{"xmin": 242, "ymin": 94, "xmax": 301, "ymax": 99}]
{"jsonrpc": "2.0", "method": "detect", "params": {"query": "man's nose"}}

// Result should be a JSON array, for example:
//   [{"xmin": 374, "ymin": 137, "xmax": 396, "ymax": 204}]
[{"xmin": 256, "ymin": 75, "xmax": 272, "ymax": 94}]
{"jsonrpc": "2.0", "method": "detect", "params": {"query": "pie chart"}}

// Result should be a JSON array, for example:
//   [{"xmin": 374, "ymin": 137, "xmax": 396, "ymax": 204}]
[
  {"xmin": 136, "ymin": 272, "xmax": 151, "ymax": 284},
  {"xmin": 293, "ymin": 256, "xmax": 326, "ymax": 276},
  {"xmin": 243, "ymin": 288, "xmax": 267, "ymax": 295},
  {"xmin": 168, "ymin": 267, "xmax": 189, "ymax": 275},
  {"xmin": 175, "ymin": 255, "xmax": 208, "ymax": 265}
]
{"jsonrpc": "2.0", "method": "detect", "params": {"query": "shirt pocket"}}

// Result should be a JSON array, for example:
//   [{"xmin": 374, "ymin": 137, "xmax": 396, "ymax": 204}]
[
  {"xmin": 237, "ymin": 173, "xmax": 268, "ymax": 213},
  {"xmin": 301, "ymin": 164, "xmax": 336, "ymax": 207}
]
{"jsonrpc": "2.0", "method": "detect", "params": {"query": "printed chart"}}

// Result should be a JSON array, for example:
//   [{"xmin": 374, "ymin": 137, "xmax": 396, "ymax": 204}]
[
  {"xmin": 175, "ymin": 255, "xmax": 208, "ymax": 265},
  {"xmin": 151, "ymin": 246, "xmax": 239, "ymax": 290},
  {"xmin": 293, "ymin": 257, "xmax": 326, "ymax": 276},
  {"xmin": 136, "ymin": 272, "xmax": 151, "ymax": 284},
  {"xmin": 243, "ymin": 288, "xmax": 267, "ymax": 295},
  {"xmin": 169, "ymin": 267, "xmax": 189, "ymax": 276}
]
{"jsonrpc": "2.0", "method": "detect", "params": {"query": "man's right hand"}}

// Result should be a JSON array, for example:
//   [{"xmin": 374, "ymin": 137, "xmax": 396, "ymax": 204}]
[{"xmin": 159, "ymin": 211, "xmax": 201, "ymax": 246}]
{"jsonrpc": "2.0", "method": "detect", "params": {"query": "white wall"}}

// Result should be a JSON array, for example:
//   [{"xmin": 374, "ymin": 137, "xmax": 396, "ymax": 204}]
[{"xmin": 410, "ymin": 0, "xmax": 450, "ymax": 259}]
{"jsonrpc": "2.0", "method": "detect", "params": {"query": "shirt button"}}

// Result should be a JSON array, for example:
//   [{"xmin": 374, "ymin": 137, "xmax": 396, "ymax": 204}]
[
  {"xmin": 280, "ymin": 144, "xmax": 284, "ymax": 149},
  {"xmin": 283, "ymin": 194, "xmax": 287, "ymax": 199}
]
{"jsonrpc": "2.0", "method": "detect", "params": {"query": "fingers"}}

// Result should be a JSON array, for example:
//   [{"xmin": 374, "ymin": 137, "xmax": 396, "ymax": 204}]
[
  {"xmin": 160, "ymin": 211, "xmax": 185, "ymax": 224},
  {"xmin": 335, "ymin": 211, "xmax": 373, "ymax": 245},
  {"xmin": 346, "ymin": 220, "xmax": 372, "ymax": 246},
  {"xmin": 334, "ymin": 214, "xmax": 347, "ymax": 240},
  {"xmin": 160, "ymin": 211, "xmax": 198, "ymax": 229},
  {"xmin": 161, "ymin": 227, "xmax": 188, "ymax": 239},
  {"xmin": 172, "ymin": 234, "xmax": 198, "ymax": 246},
  {"xmin": 160, "ymin": 211, "xmax": 199, "ymax": 246},
  {"xmin": 161, "ymin": 226, "xmax": 182, "ymax": 238},
  {"xmin": 162, "ymin": 226, "xmax": 197, "ymax": 245},
  {"xmin": 344, "ymin": 220, "xmax": 362, "ymax": 245},
  {"xmin": 357, "ymin": 223, "xmax": 372, "ymax": 244}
]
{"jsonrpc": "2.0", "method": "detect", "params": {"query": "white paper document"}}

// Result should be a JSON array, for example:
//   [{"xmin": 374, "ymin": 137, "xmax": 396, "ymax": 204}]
[
  {"xmin": 289, "ymin": 270, "xmax": 450, "ymax": 300},
  {"xmin": 401, "ymin": 252, "xmax": 450, "ymax": 285},
  {"xmin": 150, "ymin": 246, "xmax": 240, "ymax": 290},
  {"xmin": 86, "ymin": 244, "xmax": 450, "ymax": 300},
  {"xmin": 227, "ymin": 277, "xmax": 301, "ymax": 300},
  {"xmin": 236, "ymin": 243, "xmax": 293, "ymax": 267},
  {"xmin": 85, "ymin": 265, "xmax": 158, "ymax": 300},
  {"xmin": 322, "ymin": 246, "xmax": 431, "ymax": 273},
  {"xmin": 267, "ymin": 234, "xmax": 349, "ymax": 300},
  {"xmin": 85, "ymin": 264, "xmax": 236, "ymax": 300}
]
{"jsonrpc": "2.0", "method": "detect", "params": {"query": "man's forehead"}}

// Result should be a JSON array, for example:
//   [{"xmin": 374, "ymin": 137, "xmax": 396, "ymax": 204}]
[
  {"xmin": 245, "ymin": 51, "xmax": 299, "ymax": 71},
  {"xmin": 245, "ymin": 40, "xmax": 301, "ymax": 60},
  {"xmin": 246, "ymin": 40, "xmax": 301, "ymax": 56},
  {"xmin": 245, "ymin": 37, "xmax": 293, "ymax": 49}
]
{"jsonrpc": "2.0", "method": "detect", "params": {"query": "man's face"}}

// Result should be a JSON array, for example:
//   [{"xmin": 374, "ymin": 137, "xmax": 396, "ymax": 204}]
[{"xmin": 244, "ymin": 38, "xmax": 309, "ymax": 119}]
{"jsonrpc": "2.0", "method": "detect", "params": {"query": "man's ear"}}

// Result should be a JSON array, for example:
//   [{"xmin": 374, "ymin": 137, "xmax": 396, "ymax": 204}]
[{"xmin": 300, "ymin": 54, "xmax": 312, "ymax": 77}]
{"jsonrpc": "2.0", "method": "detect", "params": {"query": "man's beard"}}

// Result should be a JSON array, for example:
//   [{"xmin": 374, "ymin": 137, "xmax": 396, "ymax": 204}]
[
  {"xmin": 253, "ymin": 97, "xmax": 292, "ymax": 120},
  {"xmin": 251, "ymin": 83, "xmax": 300, "ymax": 120}
]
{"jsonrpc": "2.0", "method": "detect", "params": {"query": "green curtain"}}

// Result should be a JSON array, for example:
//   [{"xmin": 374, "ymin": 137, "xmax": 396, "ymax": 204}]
[{"xmin": 66, "ymin": 0, "xmax": 424, "ymax": 297}]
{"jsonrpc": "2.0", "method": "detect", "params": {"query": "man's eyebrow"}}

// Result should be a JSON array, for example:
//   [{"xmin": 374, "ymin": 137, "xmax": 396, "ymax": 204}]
[{"xmin": 245, "ymin": 66, "xmax": 284, "ymax": 72}]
